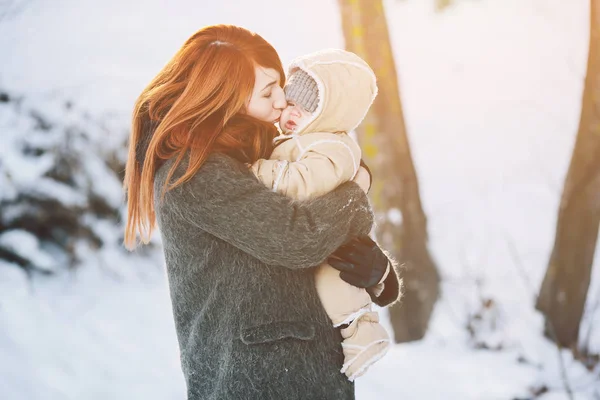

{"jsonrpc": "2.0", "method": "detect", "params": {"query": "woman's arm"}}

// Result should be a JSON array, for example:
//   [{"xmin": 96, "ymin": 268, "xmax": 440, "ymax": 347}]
[
  {"xmin": 155, "ymin": 153, "xmax": 373, "ymax": 269},
  {"xmin": 328, "ymin": 236, "xmax": 402, "ymax": 307}
]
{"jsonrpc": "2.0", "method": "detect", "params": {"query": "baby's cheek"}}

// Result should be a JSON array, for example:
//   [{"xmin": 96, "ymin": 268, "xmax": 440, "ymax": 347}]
[
  {"xmin": 280, "ymin": 109, "xmax": 291, "ymax": 123},
  {"xmin": 278, "ymin": 115, "xmax": 288, "ymax": 131},
  {"xmin": 297, "ymin": 114, "xmax": 309, "ymax": 124}
]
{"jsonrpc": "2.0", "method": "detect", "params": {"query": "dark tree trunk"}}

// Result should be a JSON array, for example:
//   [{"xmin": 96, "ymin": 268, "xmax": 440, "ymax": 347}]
[{"xmin": 536, "ymin": 0, "xmax": 600, "ymax": 348}]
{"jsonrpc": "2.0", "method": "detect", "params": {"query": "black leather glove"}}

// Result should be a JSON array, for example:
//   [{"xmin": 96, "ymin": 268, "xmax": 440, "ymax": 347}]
[{"xmin": 328, "ymin": 235, "xmax": 389, "ymax": 288}]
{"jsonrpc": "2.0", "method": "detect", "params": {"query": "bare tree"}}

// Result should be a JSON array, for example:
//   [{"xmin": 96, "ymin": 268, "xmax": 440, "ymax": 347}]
[
  {"xmin": 536, "ymin": 0, "xmax": 600, "ymax": 348},
  {"xmin": 338, "ymin": 0, "xmax": 440, "ymax": 342},
  {"xmin": 434, "ymin": 0, "xmax": 453, "ymax": 12}
]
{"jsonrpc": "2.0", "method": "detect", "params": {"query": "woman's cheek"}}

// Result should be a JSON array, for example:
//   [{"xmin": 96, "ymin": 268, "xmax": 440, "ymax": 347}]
[
  {"xmin": 264, "ymin": 100, "xmax": 277, "ymax": 121},
  {"xmin": 247, "ymin": 98, "xmax": 270, "ymax": 122}
]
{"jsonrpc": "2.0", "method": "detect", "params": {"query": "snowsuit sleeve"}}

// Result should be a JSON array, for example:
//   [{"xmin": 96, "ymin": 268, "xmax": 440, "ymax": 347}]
[{"xmin": 251, "ymin": 134, "xmax": 361, "ymax": 200}]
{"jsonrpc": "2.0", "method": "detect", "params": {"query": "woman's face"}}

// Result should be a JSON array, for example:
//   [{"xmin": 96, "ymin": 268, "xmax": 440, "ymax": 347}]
[{"xmin": 246, "ymin": 66, "xmax": 286, "ymax": 123}]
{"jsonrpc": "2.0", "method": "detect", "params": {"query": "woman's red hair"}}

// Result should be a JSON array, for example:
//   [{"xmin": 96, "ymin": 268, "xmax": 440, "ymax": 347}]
[{"xmin": 123, "ymin": 24, "xmax": 285, "ymax": 250}]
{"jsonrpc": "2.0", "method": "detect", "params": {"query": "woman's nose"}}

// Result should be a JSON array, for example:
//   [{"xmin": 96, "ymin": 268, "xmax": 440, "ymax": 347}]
[{"xmin": 273, "ymin": 90, "xmax": 287, "ymax": 111}]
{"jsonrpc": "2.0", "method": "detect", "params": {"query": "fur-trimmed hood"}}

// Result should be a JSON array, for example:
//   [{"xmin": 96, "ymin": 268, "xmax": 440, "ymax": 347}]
[{"xmin": 287, "ymin": 49, "xmax": 378, "ymax": 135}]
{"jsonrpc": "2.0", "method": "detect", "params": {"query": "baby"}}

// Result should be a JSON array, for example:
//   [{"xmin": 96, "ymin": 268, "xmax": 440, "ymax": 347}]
[{"xmin": 251, "ymin": 49, "xmax": 396, "ymax": 381}]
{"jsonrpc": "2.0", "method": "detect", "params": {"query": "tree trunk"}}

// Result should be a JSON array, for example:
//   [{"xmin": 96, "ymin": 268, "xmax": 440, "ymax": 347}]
[
  {"xmin": 338, "ymin": 0, "xmax": 440, "ymax": 342},
  {"xmin": 536, "ymin": 0, "xmax": 600, "ymax": 348}
]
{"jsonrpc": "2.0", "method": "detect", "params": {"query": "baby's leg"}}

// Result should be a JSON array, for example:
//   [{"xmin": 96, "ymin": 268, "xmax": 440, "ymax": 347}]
[
  {"xmin": 314, "ymin": 263, "xmax": 372, "ymax": 327},
  {"xmin": 315, "ymin": 264, "xmax": 391, "ymax": 380},
  {"xmin": 339, "ymin": 311, "xmax": 390, "ymax": 381}
]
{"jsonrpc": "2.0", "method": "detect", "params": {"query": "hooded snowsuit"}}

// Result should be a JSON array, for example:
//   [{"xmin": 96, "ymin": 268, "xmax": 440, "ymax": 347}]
[{"xmin": 251, "ymin": 49, "xmax": 399, "ymax": 381}]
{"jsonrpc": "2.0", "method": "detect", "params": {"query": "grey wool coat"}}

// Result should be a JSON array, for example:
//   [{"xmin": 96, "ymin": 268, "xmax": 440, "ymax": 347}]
[{"xmin": 153, "ymin": 153, "xmax": 376, "ymax": 400}]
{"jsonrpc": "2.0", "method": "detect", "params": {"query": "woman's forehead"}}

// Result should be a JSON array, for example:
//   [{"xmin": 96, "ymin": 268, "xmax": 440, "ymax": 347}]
[{"xmin": 256, "ymin": 66, "xmax": 280, "ymax": 83}]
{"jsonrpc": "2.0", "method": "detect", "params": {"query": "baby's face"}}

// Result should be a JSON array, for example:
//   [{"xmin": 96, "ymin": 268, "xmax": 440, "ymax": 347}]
[{"xmin": 279, "ymin": 100, "xmax": 312, "ymax": 134}]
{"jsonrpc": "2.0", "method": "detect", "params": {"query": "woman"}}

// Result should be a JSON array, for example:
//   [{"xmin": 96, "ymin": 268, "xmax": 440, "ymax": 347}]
[{"xmin": 124, "ymin": 25, "xmax": 400, "ymax": 399}]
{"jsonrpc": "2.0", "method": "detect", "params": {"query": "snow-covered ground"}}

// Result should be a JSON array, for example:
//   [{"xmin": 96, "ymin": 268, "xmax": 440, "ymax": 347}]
[{"xmin": 1, "ymin": 0, "xmax": 599, "ymax": 398}]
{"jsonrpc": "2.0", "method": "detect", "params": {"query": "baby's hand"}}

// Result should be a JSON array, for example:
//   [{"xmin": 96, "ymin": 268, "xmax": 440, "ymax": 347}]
[{"xmin": 353, "ymin": 166, "xmax": 371, "ymax": 193}]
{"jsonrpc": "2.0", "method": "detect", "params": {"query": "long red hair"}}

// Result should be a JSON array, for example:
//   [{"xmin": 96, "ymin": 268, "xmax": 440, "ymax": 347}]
[{"xmin": 124, "ymin": 25, "xmax": 285, "ymax": 250}]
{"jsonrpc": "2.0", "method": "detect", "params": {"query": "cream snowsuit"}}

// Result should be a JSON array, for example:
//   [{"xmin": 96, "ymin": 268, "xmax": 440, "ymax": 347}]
[{"xmin": 251, "ymin": 49, "xmax": 391, "ymax": 381}]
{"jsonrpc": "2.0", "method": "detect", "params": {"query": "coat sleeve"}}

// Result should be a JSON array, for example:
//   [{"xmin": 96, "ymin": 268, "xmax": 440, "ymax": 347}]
[
  {"xmin": 251, "ymin": 136, "xmax": 361, "ymax": 200},
  {"xmin": 369, "ymin": 258, "xmax": 403, "ymax": 307},
  {"xmin": 155, "ymin": 153, "xmax": 374, "ymax": 270}
]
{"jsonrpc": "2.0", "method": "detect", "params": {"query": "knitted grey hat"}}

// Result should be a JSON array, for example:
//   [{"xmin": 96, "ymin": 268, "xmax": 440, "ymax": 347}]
[{"xmin": 284, "ymin": 69, "xmax": 319, "ymax": 113}]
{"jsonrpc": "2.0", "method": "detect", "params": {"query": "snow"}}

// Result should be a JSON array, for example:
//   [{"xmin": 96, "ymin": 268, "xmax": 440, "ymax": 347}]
[
  {"xmin": 0, "ymin": 256, "xmax": 184, "ymax": 400},
  {"xmin": 1, "ymin": 0, "xmax": 599, "ymax": 399},
  {"xmin": 0, "ymin": 230, "xmax": 57, "ymax": 272}
]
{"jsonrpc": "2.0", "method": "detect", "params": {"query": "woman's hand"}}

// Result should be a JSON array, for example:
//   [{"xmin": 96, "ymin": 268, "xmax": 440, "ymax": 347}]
[{"xmin": 327, "ymin": 236, "xmax": 389, "ymax": 288}]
